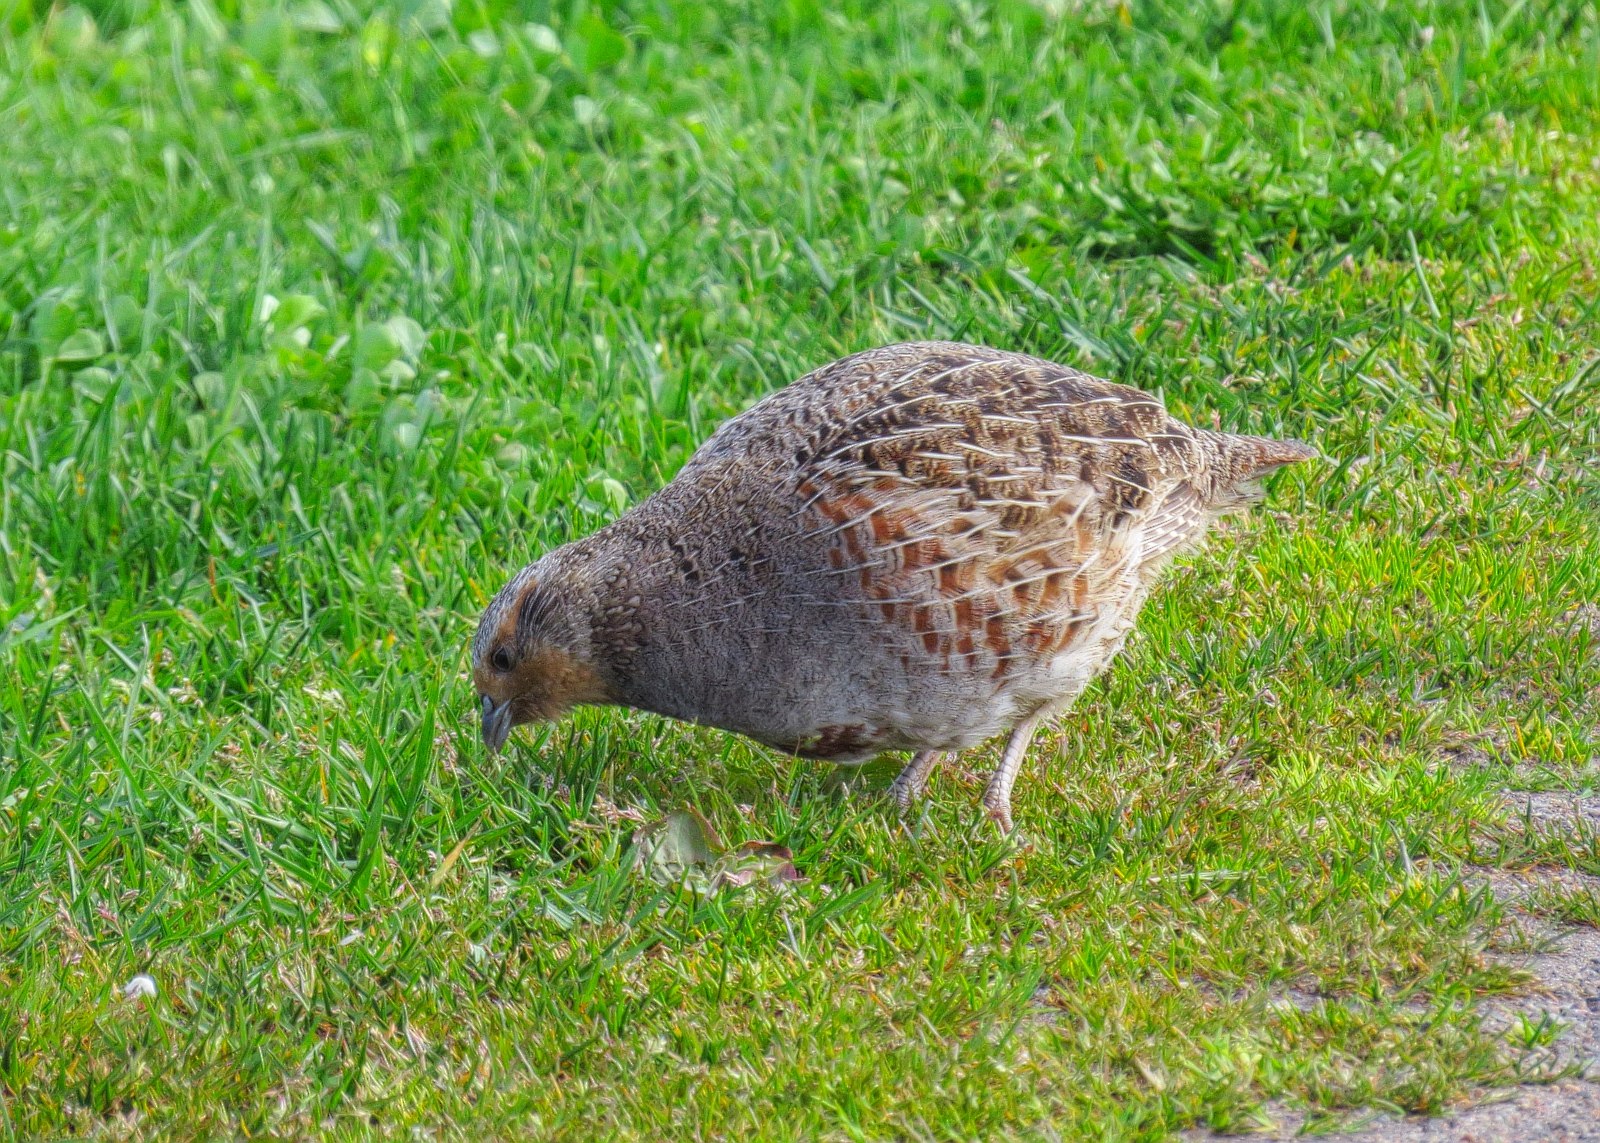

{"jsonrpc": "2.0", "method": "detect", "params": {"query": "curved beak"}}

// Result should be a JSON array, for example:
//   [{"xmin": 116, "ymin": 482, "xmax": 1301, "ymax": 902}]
[{"xmin": 480, "ymin": 694, "xmax": 513, "ymax": 754}]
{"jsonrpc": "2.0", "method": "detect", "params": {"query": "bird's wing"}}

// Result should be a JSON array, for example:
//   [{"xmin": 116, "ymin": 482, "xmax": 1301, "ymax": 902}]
[
  {"xmin": 710, "ymin": 343, "xmax": 1218, "ymax": 677},
  {"xmin": 783, "ymin": 341, "xmax": 1208, "ymax": 547},
  {"xmin": 1135, "ymin": 483, "xmax": 1213, "ymax": 567}
]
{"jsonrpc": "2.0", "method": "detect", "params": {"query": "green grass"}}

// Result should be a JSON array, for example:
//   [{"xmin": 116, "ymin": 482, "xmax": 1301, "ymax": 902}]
[{"xmin": 2, "ymin": 0, "xmax": 1599, "ymax": 1137}]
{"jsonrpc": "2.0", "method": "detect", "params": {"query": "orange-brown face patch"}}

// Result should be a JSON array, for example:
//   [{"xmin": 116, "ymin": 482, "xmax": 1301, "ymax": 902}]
[{"xmin": 474, "ymin": 645, "xmax": 611, "ymax": 728}]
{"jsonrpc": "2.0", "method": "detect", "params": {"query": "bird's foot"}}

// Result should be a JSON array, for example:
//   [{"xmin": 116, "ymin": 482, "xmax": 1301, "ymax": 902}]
[
  {"xmin": 977, "ymin": 714, "xmax": 1039, "ymax": 837},
  {"xmin": 982, "ymin": 795, "xmax": 1014, "ymax": 835},
  {"xmin": 888, "ymin": 751, "xmax": 943, "ymax": 811}
]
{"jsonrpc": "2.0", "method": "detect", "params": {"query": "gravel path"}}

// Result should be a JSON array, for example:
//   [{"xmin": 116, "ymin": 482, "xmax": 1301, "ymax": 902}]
[
  {"xmin": 1310, "ymin": 890, "xmax": 1600, "ymax": 1143},
  {"xmin": 1192, "ymin": 789, "xmax": 1600, "ymax": 1141}
]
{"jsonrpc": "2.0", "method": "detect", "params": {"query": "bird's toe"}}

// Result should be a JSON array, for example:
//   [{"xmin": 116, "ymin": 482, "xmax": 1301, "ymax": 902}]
[{"xmin": 982, "ymin": 798, "xmax": 1014, "ymax": 834}]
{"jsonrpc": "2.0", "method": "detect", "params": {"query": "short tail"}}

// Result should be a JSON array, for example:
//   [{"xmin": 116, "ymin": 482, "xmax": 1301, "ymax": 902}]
[
  {"xmin": 1207, "ymin": 432, "xmax": 1319, "ymax": 507},
  {"xmin": 1228, "ymin": 434, "xmax": 1319, "ymax": 478}
]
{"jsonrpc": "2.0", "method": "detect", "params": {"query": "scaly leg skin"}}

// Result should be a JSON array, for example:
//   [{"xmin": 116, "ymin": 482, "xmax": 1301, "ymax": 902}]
[
  {"xmin": 981, "ymin": 716, "xmax": 1043, "ymax": 834},
  {"xmin": 888, "ymin": 750, "xmax": 945, "ymax": 810}
]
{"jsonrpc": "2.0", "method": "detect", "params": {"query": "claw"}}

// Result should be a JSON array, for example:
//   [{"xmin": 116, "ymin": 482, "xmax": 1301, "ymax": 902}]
[{"xmin": 983, "ymin": 799, "xmax": 1014, "ymax": 835}]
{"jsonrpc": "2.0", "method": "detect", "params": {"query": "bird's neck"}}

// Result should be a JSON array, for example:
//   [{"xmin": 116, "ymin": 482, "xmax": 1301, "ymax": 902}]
[{"xmin": 551, "ymin": 531, "xmax": 646, "ymax": 703}]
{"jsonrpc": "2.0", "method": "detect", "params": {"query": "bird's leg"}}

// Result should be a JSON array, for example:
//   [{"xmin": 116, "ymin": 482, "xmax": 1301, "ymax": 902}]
[
  {"xmin": 981, "ymin": 715, "xmax": 1043, "ymax": 833},
  {"xmin": 888, "ymin": 750, "xmax": 945, "ymax": 809}
]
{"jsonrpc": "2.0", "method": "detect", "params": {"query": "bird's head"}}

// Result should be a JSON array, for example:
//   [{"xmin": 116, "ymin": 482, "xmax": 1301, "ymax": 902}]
[{"xmin": 471, "ymin": 561, "xmax": 611, "ymax": 753}]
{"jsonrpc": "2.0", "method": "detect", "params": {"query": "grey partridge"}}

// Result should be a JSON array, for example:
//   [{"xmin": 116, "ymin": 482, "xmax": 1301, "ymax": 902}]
[{"xmin": 473, "ymin": 341, "xmax": 1315, "ymax": 830}]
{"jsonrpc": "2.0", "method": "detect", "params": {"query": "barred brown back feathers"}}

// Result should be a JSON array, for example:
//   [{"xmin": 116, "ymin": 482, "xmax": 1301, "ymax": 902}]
[{"xmin": 472, "ymin": 341, "xmax": 1316, "ymax": 830}]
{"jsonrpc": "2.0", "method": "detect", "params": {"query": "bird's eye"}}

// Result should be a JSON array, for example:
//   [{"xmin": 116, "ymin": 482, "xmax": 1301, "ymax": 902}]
[{"xmin": 491, "ymin": 647, "xmax": 514, "ymax": 673}]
